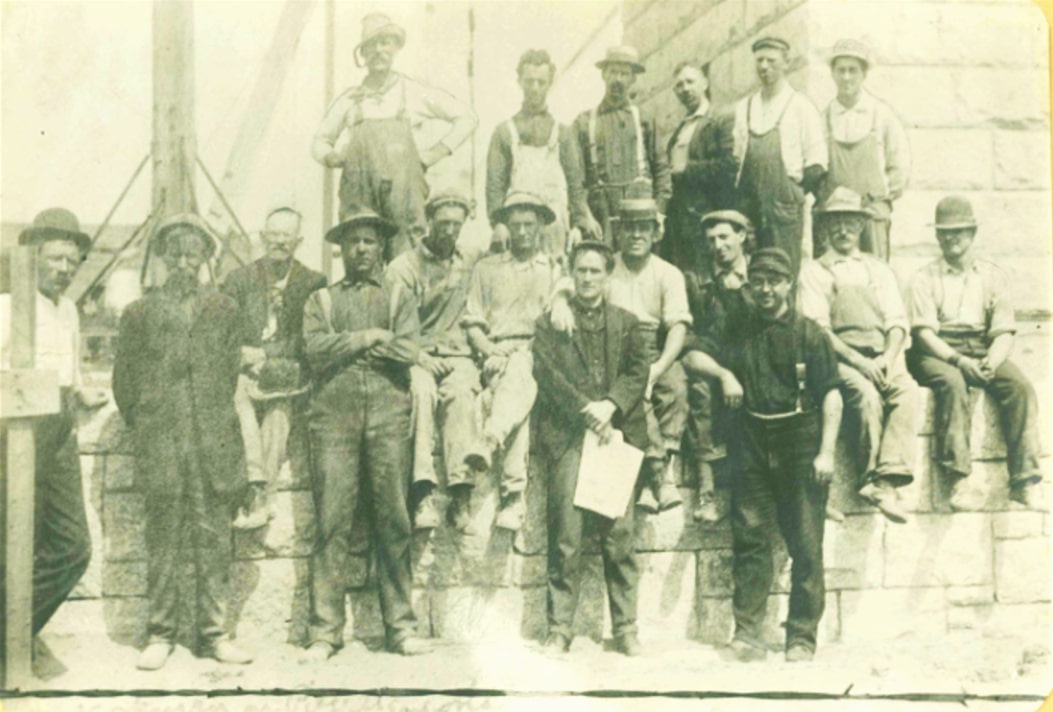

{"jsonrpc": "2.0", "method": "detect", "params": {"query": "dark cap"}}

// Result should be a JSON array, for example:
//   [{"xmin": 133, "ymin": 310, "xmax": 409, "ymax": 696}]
[
  {"xmin": 748, "ymin": 247, "xmax": 793, "ymax": 279},
  {"xmin": 699, "ymin": 209, "xmax": 752, "ymax": 235},
  {"xmin": 933, "ymin": 195, "xmax": 977, "ymax": 230},
  {"xmin": 325, "ymin": 204, "xmax": 399, "ymax": 244},
  {"xmin": 18, "ymin": 207, "xmax": 91, "ymax": 255},
  {"xmin": 752, "ymin": 36, "xmax": 790, "ymax": 53},
  {"xmin": 425, "ymin": 189, "xmax": 472, "ymax": 220}
]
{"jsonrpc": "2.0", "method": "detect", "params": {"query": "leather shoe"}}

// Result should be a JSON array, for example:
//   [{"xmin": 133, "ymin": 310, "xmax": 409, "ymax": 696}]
[
  {"xmin": 414, "ymin": 490, "xmax": 441, "ymax": 530},
  {"xmin": 612, "ymin": 633, "xmax": 642, "ymax": 657},
  {"xmin": 495, "ymin": 492, "xmax": 526, "ymax": 531},
  {"xmin": 785, "ymin": 644, "xmax": 814, "ymax": 662},
  {"xmin": 541, "ymin": 633, "xmax": 570, "ymax": 654},
  {"xmin": 858, "ymin": 480, "xmax": 909, "ymax": 524},
  {"xmin": 949, "ymin": 475, "xmax": 985, "ymax": 512},
  {"xmin": 729, "ymin": 638, "xmax": 766, "ymax": 662},
  {"xmin": 693, "ymin": 489, "xmax": 720, "ymax": 523},
  {"xmin": 299, "ymin": 641, "xmax": 337, "ymax": 664},
  {"xmin": 1010, "ymin": 481, "xmax": 1047, "ymax": 511},
  {"xmin": 636, "ymin": 487, "xmax": 659, "ymax": 514},
  {"xmin": 464, "ymin": 436, "xmax": 497, "ymax": 473},
  {"xmin": 656, "ymin": 481, "xmax": 683, "ymax": 512},
  {"xmin": 136, "ymin": 642, "xmax": 173, "ymax": 671},
  {"xmin": 389, "ymin": 636, "xmax": 433, "ymax": 656},
  {"xmin": 446, "ymin": 485, "xmax": 473, "ymax": 532},
  {"xmin": 212, "ymin": 638, "xmax": 253, "ymax": 665}
]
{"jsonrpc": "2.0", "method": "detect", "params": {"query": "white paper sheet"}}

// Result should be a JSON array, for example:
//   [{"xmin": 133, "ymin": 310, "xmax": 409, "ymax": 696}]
[{"xmin": 573, "ymin": 428, "xmax": 645, "ymax": 519}]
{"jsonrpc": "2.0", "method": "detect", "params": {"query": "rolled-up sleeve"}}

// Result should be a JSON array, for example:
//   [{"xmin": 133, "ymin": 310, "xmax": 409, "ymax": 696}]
[
  {"xmin": 410, "ymin": 78, "xmax": 478, "ymax": 154},
  {"xmin": 660, "ymin": 265, "xmax": 693, "ymax": 329},
  {"xmin": 986, "ymin": 265, "xmax": 1016, "ymax": 338},
  {"xmin": 907, "ymin": 267, "xmax": 940, "ymax": 331},
  {"xmin": 874, "ymin": 262, "xmax": 909, "ymax": 333},
  {"xmin": 372, "ymin": 283, "xmax": 421, "ymax": 364},
  {"xmin": 798, "ymin": 261, "xmax": 834, "ymax": 330},
  {"xmin": 460, "ymin": 262, "xmax": 490, "ymax": 333},
  {"xmin": 880, "ymin": 103, "xmax": 911, "ymax": 200},
  {"xmin": 797, "ymin": 94, "xmax": 829, "ymax": 172},
  {"xmin": 311, "ymin": 92, "xmax": 354, "ymax": 165}
]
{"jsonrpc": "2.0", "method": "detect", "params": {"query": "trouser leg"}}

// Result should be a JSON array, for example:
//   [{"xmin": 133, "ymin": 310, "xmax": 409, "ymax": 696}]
[
  {"xmin": 409, "ymin": 365, "xmax": 440, "ymax": 486},
  {"xmin": 986, "ymin": 360, "xmax": 1043, "ymax": 485},
  {"xmin": 599, "ymin": 485, "xmax": 639, "ymax": 638},
  {"xmin": 686, "ymin": 373, "xmax": 726, "ymax": 471},
  {"xmin": 486, "ymin": 348, "xmax": 536, "ymax": 488},
  {"xmin": 650, "ymin": 361, "xmax": 688, "ymax": 456},
  {"xmin": 875, "ymin": 368, "xmax": 917, "ymax": 484},
  {"xmin": 145, "ymin": 487, "xmax": 186, "ymax": 645},
  {"xmin": 439, "ymin": 357, "xmax": 481, "ymax": 487},
  {"xmin": 189, "ymin": 469, "xmax": 234, "ymax": 646},
  {"xmin": 862, "ymin": 201, "xmax": 892, "ymax": 261},
  {"xmin": 260, "ymin": 401, "xmax": 292, "ymax": 489},
  {"xmin": 363, "ymin": 377, "xmax": 417, "ymax": 645},
  {"xmin": 907, "ymin": 350, "xmax": 972, "ymax": 476},
  {"xmin": 837, "ymin": 363, "xmax": 884, "ymax": 487},
  {"xmin": 546, "ymin": 445, "xmax": 585, "ymax": 639},
  {"xmin": 235, "ymin": 374, "xmax": 265, "ymax": 484}
]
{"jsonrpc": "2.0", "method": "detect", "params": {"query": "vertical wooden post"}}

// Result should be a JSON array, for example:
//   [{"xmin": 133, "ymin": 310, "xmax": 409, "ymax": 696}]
[
  {"xmin": 321, "ymin": 0, "xmax": 335, "ymax": 280},
  {"xmin": 152, "ymin": 0, "xmax": 197, "ymax": 220},
  {"xmin": 2, "ymin": 247, "xmax": 37, "ymax": 688}
]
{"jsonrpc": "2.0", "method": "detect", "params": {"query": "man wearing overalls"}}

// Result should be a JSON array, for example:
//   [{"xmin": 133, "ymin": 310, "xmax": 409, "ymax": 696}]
[
  {"xmin": 818, "ymin": 39, "xmax": 911, "ymax": 260},
  {"xmin": 800, "ymin": 188, "xmax": 916, "ymax": 524},
  {"xmin": 486, "ymin": 49, "xmax": 601, "ymax": 260},
  {"xmin": 573, "ymin": 46, "xmax": 671, "ymax": 246},
  {"xmin": 299, "ymin": 206, "xmax": 428, "ymax": 661},
  {"xmin": 733, "ymin": 37, "xmax": 827, "ymax": 274},
  {"xmin": 311, "ymin": 13, "xmax": 478, "ymax": 261},
  {"xmin": 726, "ymin": 247, "xmax": 842, "ymax": 664}
]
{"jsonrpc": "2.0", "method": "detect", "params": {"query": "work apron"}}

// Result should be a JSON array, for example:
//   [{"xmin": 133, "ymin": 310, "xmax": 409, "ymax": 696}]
[
  {"xmin": 737, "ymin": 98, "xmax": 806, "ymax": 274},
  {"xmin": 586, "ymin": 105, "xmax": 653, "ymax": 246},
  {"xmin": 339, "ymin": 81, "xmax": 429, "ymax": 262},
  {"xmin": 507, "ymin": 119, "xmax": 570, "ymax": 259},
  {"xmin": 825, "ymin": 261, "xmax": 887, "ymax": 355},
  {"xmin": 818, "ymin": 107, "xmax": 891, "ymax": 260}
]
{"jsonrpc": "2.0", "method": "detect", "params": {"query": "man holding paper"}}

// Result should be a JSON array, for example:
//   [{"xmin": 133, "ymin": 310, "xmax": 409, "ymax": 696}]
[{"xmin": 532, "ymin": 240, "xmax": 651, "ymax": 657}]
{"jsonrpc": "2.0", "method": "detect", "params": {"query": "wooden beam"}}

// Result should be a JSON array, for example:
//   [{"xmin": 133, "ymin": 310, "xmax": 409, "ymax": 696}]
[
  {"xmin": 152, "ymin": 0, "xmax": 197, "ymax": 218},
  {"xmin": 321, "ymin": 0, "xmax": 335, "ymax": 280}
]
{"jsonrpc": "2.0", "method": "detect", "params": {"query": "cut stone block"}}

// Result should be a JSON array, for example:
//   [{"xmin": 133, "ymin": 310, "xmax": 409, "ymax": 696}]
[
  {"xmin": 233, "ymin": 490, "xmax": 316, "ymax": 560},
  {"xmin": 917, "ymin": 387, "xmax": 1010, "ymax": 460},
  {"xmin": 102, "ymin": 596, "xmax": 149, "ymax": 646},
  {"xmin": 995, "ymin": 130, "xmax": 1052, "ymax": 190},
  {"xmin": 946, "ymin": 585, "xmax": 995, "ymax": 608},
  {"xmin": 947, "ymin": 602, "xmax": 1053, "ymax": 644},
  {"xmin": 636, "ymin": 551, "xmax": 698, "ymax": 642},
  {"xmin": 822, "ymin": 513, "xmax": 884, "ymax": 590},
  {"xmin": 102, "ymin": 561, "xmax": 148, "ymax": 597},
  {"xmin": 839, "ymin": 588, "xmax": 947, "ymax": 642},
  {"xmin": 993, "ymin": 511, "xmax": 1045, "ymax": 539},
  {"xmin": 994, "ymin": 537, "xmax": 1051, "ymax": 604},
  {"xmin": 931, "ymin": 460, "xmax": 1013, "ymax": 513},
  {"xmin": 430, "ymin": 586, "xmax": 532, "ymax": 643},
  {"xmin": 103, "ymin": 492, "xmax": 146, "ymax": 562},
  {"xmin": 227, "ymin": 558, "xmax": 311, "ymax": 646},
  {"xmin": 910, "ymin": 129, "xmax": 993, "ymax": 191},
  {"xmin": 634, "ymin": 488, "xmax": 728, "ymax": 551},
  {"xmin": 697, "ymin": 549, "xmax": 734, "ymax": 599},
  {"xmin": 883, "ymin": 512, "xmax": 992, "ymax": 587}
]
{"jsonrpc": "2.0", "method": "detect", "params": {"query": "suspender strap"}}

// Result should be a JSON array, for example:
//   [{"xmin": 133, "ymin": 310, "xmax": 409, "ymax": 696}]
[
  {"xmin": 629, "ymin": 104, "xmax": 647, "ymax": 179},
  {"xmin": 588, "ymin": 109, "xmax": 599, "ymax": 173}
]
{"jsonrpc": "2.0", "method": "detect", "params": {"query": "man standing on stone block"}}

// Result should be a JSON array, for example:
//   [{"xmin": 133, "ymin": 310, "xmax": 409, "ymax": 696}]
[
  {"xmin": 906, "ymin": 195, "xmax": 1044, "ymax": 511},
  {"xmin": 299, "ymin": 206, "xmax": 430, "ymax": 661},
  {"xmin": 112, "ymin": 214, "xmax": 253, "ymax": 671},
  {"xmin": 800, "ymin": 188, "xmax": 916, "ymax": 524},
  {"xmin": 726, "ymin": 247, "xmax": 842, "ymax": 664},
  {"xmin": 486, "ymin": 49, "xmax": 600, "ymax": 259},
  {"xmin": 680, "ymin": 210, "xmax": 754, "ymax": 523},
  {"xmin": 224, "ymin": 205, "xmax": 326, "ymax": 530},
  {"xmin": 573, "ymin": 46, "xmax": 672, "ymax": 245},
  {"xmin": 386, "ymin": 190, "xmax": 485, "ymax": 530},
  {"xmin": 733, "ymin": 37, "xmax": 827, "ymax": 274},
  {"xmin": 818, "ymin": 38, "xmax": 910, "ymax": 260},
  {"xmin": 532, "ymin": 239, "xmax": 650, "ymax": 657},
  {"xmin": 456, "ymin": 192, "xmax": 564, "ymax": 533}
]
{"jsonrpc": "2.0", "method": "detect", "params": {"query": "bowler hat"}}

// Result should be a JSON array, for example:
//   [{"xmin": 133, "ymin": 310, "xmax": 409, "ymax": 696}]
[
  {"xmin": 595, "ymin": 45, "xmax": 646, "ymax": 74},
  {"xmin": 614, "ymin": 198, "xmax": 660, "ymax": 224},
  {"xmin": 752, "ymin": 36, "xmax": 791, "ymax": 54},
  {"xmin": 356, "ymin": 13, "xmax": 406, "ymax": 54},
  {"xmin": 18, "ymin": 207, "xmax": 91, "ymax": 256},
  {"xmin": 151, "ymin": 213, "xmax": 219, "ymax": 257},
  {"xmin": 748, "ymin": 247, "xmax": 793, "ymax": 279},
  {"xmin": 425, "ymin": 189, "xmax": 472, "ymax": 220},
  {"xmin": 830, "ymin": 38, "xmax": 871, "ymax": 68},
  {"xmin": 325, "ymin": 204, "xmax": 400, "ymax": 244},
  {"xmin": 933, "ymin": 195, "xmax": 977, "ymax": 230},
  {"xmin": 699, "ymin": 209, "xmax": 752, "ymax": 235},
  {"xmin": 815, "ymin": 187, "xmax": 874, "ymax": 217},
  {"xmin": 492, "ymin": 191, "xmax": 556, "ymax": 226}
]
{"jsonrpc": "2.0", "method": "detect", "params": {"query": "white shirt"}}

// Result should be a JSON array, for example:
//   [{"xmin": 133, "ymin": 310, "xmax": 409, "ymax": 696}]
[
  {"xmin": 825, "ymin": 91, "xmax": 911, "ymax": 200},
  {"xmin": 669, "ymin": 99, "xmax": 710, "ymax": 174},
  {"xmin": 609, "ymin": 254, "xmax": 692, "ymax": 330},
  {"xmin": 0, "ymin": 292, "xmax": 82, "ymax": 388},
  {"xmin": 733, "ymin": 82, "xmax": 828, "ymax": 182}
]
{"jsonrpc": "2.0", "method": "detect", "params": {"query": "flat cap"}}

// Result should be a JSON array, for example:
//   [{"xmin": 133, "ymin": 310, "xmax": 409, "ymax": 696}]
[
  {"xmin": 752, "ymin": 36, "xmax": 790, "ymax": 53},
  {"xmin": 700, "ymin": 209, "xmax": 752, "ymax": 234},
  {"xmin": 748, "ymin": 247, "xmax": 793, "ymax": 279},
  {"xmin": 830, "ymin": 38, "xmax": 871, "ymax": 68},
  {"xmin": 492, "ymin": 191, "xmax": 556, "ymax": 226},
  {"xmin": 425, "ymin": 189, "xmax": 472, "ymax": 219}
]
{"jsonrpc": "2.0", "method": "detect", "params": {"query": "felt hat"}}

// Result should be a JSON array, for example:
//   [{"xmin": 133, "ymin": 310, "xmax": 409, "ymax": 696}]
[
  {"xmin": 615, "ymin": 198, "xmax": 660, "ymax": 224},
  {"xmin": 830, "ymin": 38, "xmax": 871, "ymax": 68},
  {"xmin": 752, "ymin": 36, "xmax": 791, "ymax": 54},
  {"xmin": 492, "ymin": 191, "xmax": 556, "ymax": 226},
  {"xmin": 933, "ymin": 195, "xmax": 978, "ymax": 230},
  {"xmin": 595, "ymin": 45, "xmax": 646, "ymax": 74},
  {"xmin": 425, "ymin": 189, "xmax": 472, "ymax": 220},
  {"xmin": 699, "ymin": 209, "xmax": 752, "ymax": 235},
  {"xmin": 356, "ymin": 13, "xmax": 406, "ymax": 54},
  {"xmin": 151, "ymin": 213, "xmax": 219, "ymax": 257},
  {"xmin": 18, "ymin": 207, "xmax": 91, "ymax": 256},
  {"xmin": 325, "ymin": 204, "xmax": 399, "ymax": 244},
  {"xmin": 748, "ymin": 247, "xmax": 793, "ymax": 279},
  {"xmin": 815, "ymin": 187, "xmax": 874, "ymax": 217}
]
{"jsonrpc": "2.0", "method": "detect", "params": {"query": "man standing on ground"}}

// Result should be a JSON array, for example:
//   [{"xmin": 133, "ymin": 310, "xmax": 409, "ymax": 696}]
[
  {"xmin": 311, "ymin": 13, "xmax": 478, "ymax": 260},
  {"xmin": 662, "ymin": 62, "xmax": 737, "ymax": 275},
  {"xmin": 533, "ymin": 239, "xmax": 650, "ymax": 657},
  {"xmin": 486, "ymin": 49, "xmax": 600, "ymax": 259},
  {"xmin": 113, "ymin": 215, "xmax": 253, "ymax": 671},
  {"xmin": 573, "ymin": 46, "xmax": 671, "ymax": 244},
  {"xmin": 800, "ymin": 188, "xmax": 915, "ymax": 524},
  {"xmin": 300, "ymin": 205, "xmax": 429, "ymax": 662},
  {"xmin": 733, "ymin": 37, "xmax": 827, "ymax": 274},
  {"xmin": 906, "ymin": 196, "xmax": 1044, "ymax": 511},
  {"xmin": 727, "ymin": 247, "xmax": 842, "ymax": 664},
  {"xmin": 224, "ymin": 206, "xmax": 327, "ymax": 530},
  {"xmin": 819, "ymin": 39, "xmax": 910, "ymax": 260}
]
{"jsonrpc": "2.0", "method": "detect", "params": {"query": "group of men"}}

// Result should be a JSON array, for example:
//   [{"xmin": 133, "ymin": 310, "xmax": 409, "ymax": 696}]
[{"xmin": 2, "ymin": 12, "xmax": 1045, "ymax": 677}]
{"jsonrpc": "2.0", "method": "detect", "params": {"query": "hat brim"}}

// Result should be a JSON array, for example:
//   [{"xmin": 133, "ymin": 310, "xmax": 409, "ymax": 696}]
[
  {"xmin": 152, "ymin": 222, "xmax": 219, "ymax": 257},
  {"xmin": 700, "ymin": 213, "xmax": 752, "ymax": 233},
  {"xmin": 816, "ymin": 207, "xmax": 874, "ymax": 218},
  {"xmin": 933, "ymin": 221, "xmax": 978, "ymax": 230},
  {"xmin": 19, "ymin": 226, "xmax": 92, "ymax": 255},
  {"xmin": 355, "ymin": 27, "xmax": 407, "ymax": 56},
  {"xmin": 595, "ymin": 59, "xmax": 646, "ymax": 74},
  {"xmin": 830, "ymin": 52, "xmax": 870, "ymax": 68},
  {"xmin": 325, "ymin": 215, "xmax": 400, "ymax": 244},
  {"xmin": 493, "ymin": 202, "xmax": 556, "ymax": 226},
  {"xmin": 425, "ymin": 197, "xmax": 472, "ymax": 220}
]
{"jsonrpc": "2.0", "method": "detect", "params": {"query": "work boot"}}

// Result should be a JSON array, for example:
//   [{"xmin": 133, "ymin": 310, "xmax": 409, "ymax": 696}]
[
  {"xmin": 729, "ymin": 638, "xmax": 766, "ymax": 662},
  {"xmin": 612, "ymin": 633, "xmax": 642, "ymax": 657},
  {"xmin": 464, "ymin": 434, "xmax": 499, "ymax": 473},
  {"xmin": 636, "ymin": 486, "xmax": 660, "ymax": 514},
  {"xmin": 299, "ymin": 641, "xmax": 337, "ymax": 664},
  {"xmin": 948, "ymin": 474, "xmax": 985, "ymax": 512},
  {"xmin": 414, "ymin": 488, "xmax": 441, "ymax": 530},
  {"xmin": 785, "ymin": 644, "xmax": 814, "ymax": 663},
  {"xmin": 1009, "ymin": 481, "xmax": 1048, "ymax": 511},
  {"xmin": 825, "ymin": 504, "xmax": 845, "ymax": 523},
  {"xmin": 858, "ymin": 479, "xmax": 909, "ymax": 524},
  {"xmin": 389, "ymin": 636, "xmax": 433, "ymax": 656},
  {"xmin": 693, "ymin": 488, "xmax": 720, "ymax": 523},
  {"xmin": 656, "ymin": 455, "xmax": 683, "ymax": 511},
  {"xmin": 495, "ymin": 492, "xmax": 526, "ymax": 531},
  {"xmin": 446, "ymin": 484, "xmax": 473, "ymax": 532},
  {"xmin": 636, "ymin": 459, "xmax": 662, "ymax": 514},
  {"xmin": 136, "ymin": 642, "xmax": 173, "ymax": 671},
  {"xmin": 233, "ymin": 482, "xmax": 272, "ymax": 530},
  {"xmin": 541, "ymin": 633, "xmax": 570, "ymax": 655},
  {"xmin": 211, "ymin": 638, "xmax": 253, "ymax": 665}
]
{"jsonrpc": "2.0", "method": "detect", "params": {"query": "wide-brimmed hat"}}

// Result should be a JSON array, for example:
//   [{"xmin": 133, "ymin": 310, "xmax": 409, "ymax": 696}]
[
  {"xmin": 815, "ymin": 187, "xmax": 874, "ymax": 218},
  {"xmin": 830, "ymin": 38, "xmax": 871, "ymax": 68},
  {"xmin": 699, "ymin": 209, "xmax": 752, "ymax": 235},
  {"xmin": 356, "ymin": 13, "xmax": 406, "ymax": 55},
  {"xmin": 752, "ymin": 36, "xmax": 791, "ymax": 54},
  {"xmin": 325, "ymin": 204, "xmax": 399, "ymax": 244},
  {"xmin": 595, "ymin": 45, "xmax": 645, "ymax": 74},
  {"xmin": 614, "ymin": 198, "xmax": 660, "ymax": 224},
  {"xmin": 748, "ymin": 247, "xmax": 793, "ymax": 279},
  {"xmin": 933, "ymin": 195, "xmax": 978, "ymax": 230},
  {"xmin": 425, "ymin": 189, "xmax": 472, "ymax": 220},
  {"xmin": 492, "ymin": 191, "xmax": 556, "ymax": 226},
  {"xmin": 18, "ymin": 207, "xmax": 91, "ymax": 256},
  {"xmin": 151, "ymin": 213, "xmax": 219, "ymax": 257}
]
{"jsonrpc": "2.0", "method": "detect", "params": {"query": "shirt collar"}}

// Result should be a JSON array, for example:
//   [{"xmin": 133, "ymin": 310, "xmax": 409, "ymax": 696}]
[
  {"xmin": 518, "ymin": 104, "xmax": 551, "ymax": 119},
  {"xmin": 832, "ymin": 90, "xmax": 875, "ymax": 116},
  {"xmin": 419, "ymin": 241, "xmax": 459, "ymax": 265},
  {"xmin": 939, "ymin": 257, "xmax": 980, "ymax": 275},
  {"xmin": 339, "ymin": 269, "xmax": 384, "ymax": 288},
  {"xmin": 714, "ymin": 255, "xmax": 748, "ymax": 285},
  {"xmin": 820, "ymin": 248, "xmax": 865, "ymax": 266},
  {"xmin": 684, "ymin": 98, "xmax": 710, "ymax": 121},
  {"xmin": 598, "ymin": 95, "xmax": 632, "ymax": 113},
  {"xmin": 355, "ymin": 71, "xmax": 402, "ymax": 98},
  {"xmin": 501, "ymin": 251, "xmax": 549, "ymax": 267}
]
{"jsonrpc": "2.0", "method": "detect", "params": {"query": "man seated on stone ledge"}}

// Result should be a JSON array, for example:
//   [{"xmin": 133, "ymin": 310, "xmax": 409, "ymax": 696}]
[
  {"xmin": 906, "ymin": 195, "xmax": 1044, "ymax": 512},
  {"xmin": 800, "ymin": 187, "xmax": 916, "ymax": 525}
]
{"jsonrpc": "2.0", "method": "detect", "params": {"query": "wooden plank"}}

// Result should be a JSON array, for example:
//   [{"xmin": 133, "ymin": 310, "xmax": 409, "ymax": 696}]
[
  {"xmin": 321, "ymin": 0, "xmax": 335, "ymax": 280},
  {"xmin": 2, "ymin": 246, "xmax": 37, "ymax": 688},
  {"xmin": 152, "ymin": 0, "xmax": 197, "ymax": 218},
  {"xmin": 0, "ymin": 370, "xmax": 60, "ymax": 419}
]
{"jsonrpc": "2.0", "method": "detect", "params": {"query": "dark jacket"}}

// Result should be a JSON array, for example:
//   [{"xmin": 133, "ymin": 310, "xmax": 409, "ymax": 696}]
[
  {"xmin": 531, "ymin": 302, "xmax": 650, "ymax": 463},
  {"xmin": 112, "ymin": 286, "xmax": 245, "ymax": 498}
]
